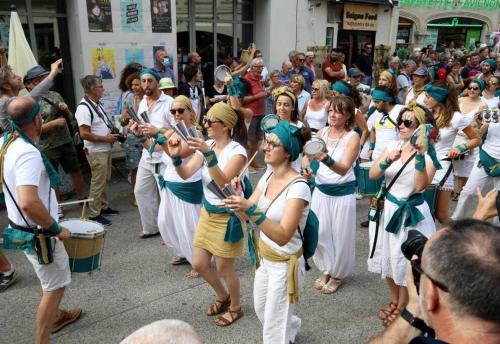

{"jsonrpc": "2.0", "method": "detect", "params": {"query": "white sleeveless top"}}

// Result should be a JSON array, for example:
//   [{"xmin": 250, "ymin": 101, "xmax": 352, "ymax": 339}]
[
  {"xmin": 435, "ymin": 112, "xmax": 471, "ymax": 160},
  {"xmin": 315, "ymin": 129, "xmax": 357, "ymax": 185},
  {"xmin": 304, "ymin": 102, "xmax": 329, "ymax": 130},
  {"xmin": 372, "ymin": 104, "xmax": 404, "ymax": 160},
  {"xmin": 162, "ymin": 153, "xmax": 202, "ymax": 183}
]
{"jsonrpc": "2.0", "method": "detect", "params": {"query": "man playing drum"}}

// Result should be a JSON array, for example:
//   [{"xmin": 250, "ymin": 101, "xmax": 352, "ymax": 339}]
[{"xmin": 1, "ymin": 97, "xmax": 81, "ymax": 343}]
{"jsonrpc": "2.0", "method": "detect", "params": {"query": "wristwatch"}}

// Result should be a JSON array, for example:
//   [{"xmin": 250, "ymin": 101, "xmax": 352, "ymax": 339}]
[{"xmin": 401, "ymin": 308, "xmax": 436, "ymax": 338}]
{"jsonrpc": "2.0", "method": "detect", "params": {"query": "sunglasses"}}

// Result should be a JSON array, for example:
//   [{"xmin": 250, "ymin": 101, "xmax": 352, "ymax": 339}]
[
  {"xmin": 297, "ymin": 58, "xmax": 305, "ymax": 62},
  {"xmin": 203, "ymin": 116, "xmax": 222, "ymax": 126},
  {"xmin": 468, "ymin": 86, "xmax": 480, "ymax": 91},
  {"xmin": 411, "ymin": 259, "xmax": 449, "ymax": 293},
  {"xmin": 170, "ymin": 108, "xmax": 186, "ymax": 115},
  {"xmin": 397, "ymin": 118, "xmax": 414, "ymax": 128},
  {"xmin": 311, "ymin": 87, "xmax": 320, "ymax": 91}
]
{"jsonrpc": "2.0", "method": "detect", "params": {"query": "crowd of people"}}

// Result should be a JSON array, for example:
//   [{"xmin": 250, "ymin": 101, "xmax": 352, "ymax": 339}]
[{"xmin": 0, "ymin": 39, "xmax": 499, "ymax": 344}]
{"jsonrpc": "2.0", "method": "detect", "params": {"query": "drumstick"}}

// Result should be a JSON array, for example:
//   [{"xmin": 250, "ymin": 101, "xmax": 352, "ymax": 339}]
[
  {"xmin": 238, "ymin": 151, "xmax": 259, "ymax": 180},
  {"xmin": 81, "ymin": 201, "xmax": 87, "ymax": 221},
  {"xmin": 59, "ymin": 198, "xmax": 94, "ymax": 207}
]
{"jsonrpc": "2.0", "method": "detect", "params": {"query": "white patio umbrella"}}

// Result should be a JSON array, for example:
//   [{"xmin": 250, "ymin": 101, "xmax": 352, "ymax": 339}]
[{"xmin": 7, "ymin": 9, "xmax": 37, "ymax": 76}]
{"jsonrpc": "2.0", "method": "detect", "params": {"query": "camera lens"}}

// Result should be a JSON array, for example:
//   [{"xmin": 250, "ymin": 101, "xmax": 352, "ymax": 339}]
[{"xmin": 401, "ymin": 230, "xmax": 428, "ymax": 260}]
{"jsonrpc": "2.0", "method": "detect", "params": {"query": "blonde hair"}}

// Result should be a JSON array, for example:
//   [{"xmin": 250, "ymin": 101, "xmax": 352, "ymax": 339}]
[{"xmin": 290, "ymin": 75, "xmax": 305, "ymax": 90}]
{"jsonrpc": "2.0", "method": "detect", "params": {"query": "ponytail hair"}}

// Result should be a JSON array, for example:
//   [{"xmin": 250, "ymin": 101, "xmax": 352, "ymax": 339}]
[{"xmin": 232, "ymin": 109, "xmax": 248, "ymax": 148}]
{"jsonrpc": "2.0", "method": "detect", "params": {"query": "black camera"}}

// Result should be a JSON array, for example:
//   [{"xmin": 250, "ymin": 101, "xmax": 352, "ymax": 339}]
[
  {"xmin": 401, "ymin": 230, "xmax": 428, "ymax": 293},
  {"xmin": 111, "ymin": 127, "xmax": 126, "ymax": 143}
]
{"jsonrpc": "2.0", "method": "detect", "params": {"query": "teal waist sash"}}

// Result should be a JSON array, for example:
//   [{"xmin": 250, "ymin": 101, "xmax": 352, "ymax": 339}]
[
  {"xmin": 479, "ymin": 148, "xmax": 500, "ymax": 177},
  {"xmin": 2, "ymin": 227, "xmax": 35, "ymax": 254},
  {"xmin": 385, "ymin": 192, "xmax": 425, "ymax": 234},
  {"xmin": 158, "ymin": 176, "xmax": 203, "ymax": 204},
  {"xmin": 316, "ymin": 181, "xmax": 356, "ymax": 197},
  {"xmin": 242, "ymin": 175, "xmax": 254, "ymax": 199},
  {"xmin": 202, "ymin": 198, "xmax": 243, "ymax": 244}
]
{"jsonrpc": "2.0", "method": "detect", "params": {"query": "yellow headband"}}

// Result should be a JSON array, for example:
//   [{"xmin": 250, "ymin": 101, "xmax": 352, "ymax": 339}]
[
  {"xmin": 380, "ymin": 70, "xmax": 393, "ymax": 82},
  {"xmin": 173, "ymin": 95, "xmax": 194, "ymax": 113},
  {"xmin": 272, "ymin": 86, "xmax": 296, "ymax": 106},
  {"xmin": 206, "ymin": 102, "xmax": 238, "ymax": 128}
]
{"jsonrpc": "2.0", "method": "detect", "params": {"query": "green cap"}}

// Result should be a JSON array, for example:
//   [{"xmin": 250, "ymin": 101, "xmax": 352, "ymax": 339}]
[{"xmin": 158, "ymin": 77, "xmax": 175, "ymax": 89}]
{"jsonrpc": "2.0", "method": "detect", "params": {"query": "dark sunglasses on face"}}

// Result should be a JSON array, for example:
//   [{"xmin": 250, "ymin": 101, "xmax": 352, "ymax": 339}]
[
  {"xmin": 312, "ymin": 87, "xmax": 320, "ymax": 91},
  {"xmin": 170, "ymin": 108, "xmax": 186, "ymax": 115},
  {"xmin": 468, "ymin": 86, "xmax": 480, "ymax": 91},
  {"xmin": 203, "ymin": 116, "xmax": 222, "ymax": 126},
  {"xmin": 397, "ymin": 118, "xmax": 414, "ymax": 128}
]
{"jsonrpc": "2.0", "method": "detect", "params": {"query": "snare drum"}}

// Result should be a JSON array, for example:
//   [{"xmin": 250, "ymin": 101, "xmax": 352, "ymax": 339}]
[
  {"xmin": 423, "ymin": 184, "xmax": 438, "ymax": 213},
  {"xmin": 358, "ymin": 161, "xmax": 383, "ymax": 196},
  {"xmin": 61, "ymin": 219, "xmax": 106, "ymax": 273}
]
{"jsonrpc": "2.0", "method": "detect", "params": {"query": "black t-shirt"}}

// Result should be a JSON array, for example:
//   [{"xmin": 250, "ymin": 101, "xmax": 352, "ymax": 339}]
[
  {"xmin": 355, "ymin": 53, "xmax": 374, "ymax": 75},
  {"xmin": 206, "ymin": 85, "xmax": 227, "ymax": 99}
]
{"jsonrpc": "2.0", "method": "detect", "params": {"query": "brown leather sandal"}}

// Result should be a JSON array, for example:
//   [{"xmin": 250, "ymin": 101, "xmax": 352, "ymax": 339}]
[
  {"xmin": 378, "ymin": 302, "xmax": 397, "ymax": 320},
  {"xmin": 214, "ymin": 307, "xmax": 244, "ymax": 327},
  {"xmin": 383, "ymin": 308, "xmax": 400, "ymax": 327},
  {"xmin": 206, "ymin": 295, "xmax": 231, "ymax": 316}
]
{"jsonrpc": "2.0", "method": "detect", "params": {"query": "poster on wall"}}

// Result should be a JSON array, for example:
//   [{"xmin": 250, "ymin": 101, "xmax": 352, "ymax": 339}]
[
  {"xmin": 150, "ymin": 0, "xmax": 172, "ymax": 33},
  {"xmin": 125, "ymin": 48, "xmax": 145, "ymax": 65},
  {"xmin": 87, "ymin": 0, "xmax": 113, "ymax": 32},
  {"xmin": 121, "ymin": 0, "xmax": 144, "ymax": 32},
  {"xmin": 91, "ymin": 48, "xmax": 116, "ymax": 79}
]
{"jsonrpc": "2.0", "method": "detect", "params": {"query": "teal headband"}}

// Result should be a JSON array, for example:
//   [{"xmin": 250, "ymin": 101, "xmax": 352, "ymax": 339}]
[
  {"xmin": 140, "ymin": 68, "xmax": 161, "ymax": 81},
  {"xmin": 372, "ymin": 89, "xmax": 394, "ymax": 103},
  {"xmin": 271, "ymin": 120, "xmax": 301, "ymax": 161},
  {"xmin": 472, "ymin": 78, "xmax": 486, "ymax": 91},
  {"xmin": 13, "ymin": 103, "xmax": 40, "ymax": 125},
  {"xmin": 483, "ymin": 58, "xmax": 497, "ymax": 72},
  {"xmin": 332, "ymin": 81, "xmax": 352, "ymax": 96},
  {"xmin": 424, "ymin": 84, "xmax": 450, "ymax": 103}
]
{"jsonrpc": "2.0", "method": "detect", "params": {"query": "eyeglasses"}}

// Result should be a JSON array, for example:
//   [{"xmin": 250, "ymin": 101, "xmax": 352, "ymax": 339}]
[
  {"xmin": 297, "ymin": 58, "xmax": 305, "ymax": 62},
  {"xmin": 253, "ymin": 65, "xmax": 264, "ymax": 68},
  {"xmin": 203, "ymin": 116, "xmax": 222, "ymax": 126},
  {"xmin": 263, "ymin": 139, "xmax": 282, "ymax": 149},
  {"xmin": 397, "ymin": 118, "xmax": 414, "ymax": 128},
  {"xmin": 411, "ymin": 259, "xmax": 449, "ymax": 293},
  {"xmin": 311, "ymin": 87, "xmax": 320, "ymax": 91},
  {"xmin": 170, "ymin": 108, "xmax": 186, "ymax": 115},
  {"xmin": 468, "ymin": 86, "xmax": 480, "ymax": 91}
]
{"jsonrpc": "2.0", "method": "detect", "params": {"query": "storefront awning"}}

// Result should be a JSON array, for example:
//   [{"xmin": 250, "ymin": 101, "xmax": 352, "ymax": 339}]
[{"xmin": 328, "ymin": 0, "xmax": 397, "ymax": 6}]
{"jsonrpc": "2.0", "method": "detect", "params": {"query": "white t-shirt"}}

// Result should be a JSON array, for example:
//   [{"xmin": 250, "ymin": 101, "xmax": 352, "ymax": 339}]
[
  {"xmin": 257, "ymin": 175, "xmax": 311, "ymax": 256},
  {"xmin": 75, "ymin": 97, "xmax": 112, "ymax": 153},
  {"xmin": 481, "ymin": 96, "xmax": 499, "ymax": 109},
  {"xmin": 201, "ymin": 140, "xmax": 247, "ymax": 206},
  {"xmin": 1, "ymin": 137, "xmax": 58, "ymax": 226},
  {"xmin": 372, "ymin": 104, "xmax": 404, "ymax": 160},
  {"xmin": 137, "ymin": 92, "xmax": 173, "ymax": 164},
  {"xmin": 435, "ymin": 111, "xmax": 470, "ymax": 160},
  {"xmin": 405, "ymin": 88, "xmax": 426, "ymax": 107},
  {"xmin": 482, "ymin": 122, "xmax": 500, "ymax": 160}
]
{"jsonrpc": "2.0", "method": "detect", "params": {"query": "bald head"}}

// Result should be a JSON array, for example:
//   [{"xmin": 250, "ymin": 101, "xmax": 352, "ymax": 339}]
[
  {"xmin": 121, "ymin": 319, "xmax": 203, "ymax": 344},
  {"xmin": 6, "ymin": 96, "xmax": 37, "ymax": 123}
]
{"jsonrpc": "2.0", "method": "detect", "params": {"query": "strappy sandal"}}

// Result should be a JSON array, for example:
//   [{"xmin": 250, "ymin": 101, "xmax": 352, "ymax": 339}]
[
  {"xmin": 378, "ymin": 302, "xmax": 397, "ymax": 320},
  {"xmin": 186, "ymin": 269, "xmax": 200, "ymax": 278},
  {"xmin": 383, "ymin": 308, "xmax": 400, "ymax": 327},
  {"xmin": 321, "ymin": 278, "xmax": 342, "ymax": 294},
  {"xmin": 215, "ymin": 307, "xmax": 244, "ymax": 327},
  {"xmin": 314, "ymin": 277, "xmax": 329, "ymax": 290},
  {"xmin": 206, "ymin": 295, "xmax": 231, "ymax": 316}
]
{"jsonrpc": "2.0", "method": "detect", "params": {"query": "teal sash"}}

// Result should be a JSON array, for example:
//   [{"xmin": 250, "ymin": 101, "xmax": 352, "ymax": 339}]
[
  {"xmin": 242, "ymin": 175, "xmax": 253, "ymax": 199},
  {"xmin": 157, "ymin": 175, "xmax": 203, "ymax": 204},
  {"xmin": 385, "ymin": 192, "xmax": 425, "ymax": 234},
  {"xmin": 2, "ymin": 227, "xmax": 35, "ymax": 254},
  {"xmin": 479, "ymin": 148, "xmax": 500, "ymax": 177},
  {"xmin": 316, "ymin": 181, "xmax": 356, "ymax": 197},
  {"xmin": 202, "ymin": 198, "xmax": 243, "ymax": 244}
]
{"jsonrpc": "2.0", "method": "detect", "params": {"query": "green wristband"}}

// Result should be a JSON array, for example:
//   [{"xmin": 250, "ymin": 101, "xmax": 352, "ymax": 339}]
[
  {"xmin": 203, "ymin": 150, "xmax": 218, "ymax": 168},
  {"xmin": 369, "ymin": 142, "xmax": 375, "ymax": 150},
  {"xmin": 45, "ymin": 219, "xmax": 61, "ymax": 235},
  {"xmin": 321, "ymin": 155, "xmax": 335, "ymax": 168},
  {"xmin": 415, "ymin": 153, "xmax": 426, "ymax": 171},
  {"xmin": 156, "ymin": 135, "xmax": 168, "ymax": 145},
  {"xmin": 379, "ymin": 156, "xmax": 393, "ymax": 171},
  {"xmin": 246, "ymin": 204, "xmax": 267, "ymax": 225},
  {"xmin": 171, "ymin": 156, "xmax": 182, "ymax": 167},
  {"xmin": 455, "ymin": 143, "xmax": 468, "ymax": 154}
]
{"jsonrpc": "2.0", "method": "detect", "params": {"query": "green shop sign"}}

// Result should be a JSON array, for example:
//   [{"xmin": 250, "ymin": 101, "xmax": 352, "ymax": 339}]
[
  {"xmin": 400, "ymin": 0, "xmax": 500, "ymax": 10},
  {"xmin": 427, "ymin": 18, "xmax": 483, "ymax": 28}
]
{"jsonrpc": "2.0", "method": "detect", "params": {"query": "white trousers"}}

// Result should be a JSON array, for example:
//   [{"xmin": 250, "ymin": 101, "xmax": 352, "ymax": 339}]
[
  {"xmin": 254, "ymin": 257, "xmax": 305, "ymax": 344},
  {"xmin": 134, "ymin": 159, "xmax": 164, "ymax": 235},
  {"xmin": 452, "ymin": 157, "xmax": 500, "ymax": 220}
]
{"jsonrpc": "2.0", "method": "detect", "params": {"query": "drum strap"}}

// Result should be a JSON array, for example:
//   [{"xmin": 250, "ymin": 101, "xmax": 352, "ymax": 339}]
[
  {"xmin": 370, "ymin": 152, "xmax": 417, "ymax": 259},
  {"xmin": 439, "ymin": 163, "xmax": 454, "ymax": 189},
  {"xmin": 2, "ymin": 177, "xmax": 34, "ymax": 230}
]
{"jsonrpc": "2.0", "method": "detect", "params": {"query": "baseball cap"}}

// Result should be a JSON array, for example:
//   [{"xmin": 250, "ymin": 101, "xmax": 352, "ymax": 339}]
[
  {"xmin": 347, "ymin": 68, "xmax": 362, "ymax": 77},
  {"xmin": 24, "ymin": 65, "xmax": 49, "ymax": 81},
  {"xmin": 412, "ymin": 67, "xmax": 428, "ymax": 76},
  {"xmin": 158, "ymin": 77, "xmax": 175, "ymax": 89}
]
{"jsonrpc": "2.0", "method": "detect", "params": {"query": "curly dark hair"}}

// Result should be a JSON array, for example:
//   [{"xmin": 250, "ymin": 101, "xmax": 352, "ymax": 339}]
[{"xmin": 118, "ymin": 62, "xmax": 142, "ymax": 92}]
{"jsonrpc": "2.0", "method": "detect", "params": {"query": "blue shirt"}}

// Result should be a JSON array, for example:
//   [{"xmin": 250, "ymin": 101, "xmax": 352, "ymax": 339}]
[
  {"xmin": 153, "ymin": 66, "xmax": 175, "ymax": 83},
  {"xmin": 279, "ymin": 71, "xmax": 292, "ymax": 85},
  {"xmin": 291, "ymin": 66, "xmax": 314, "ymax": 92}
]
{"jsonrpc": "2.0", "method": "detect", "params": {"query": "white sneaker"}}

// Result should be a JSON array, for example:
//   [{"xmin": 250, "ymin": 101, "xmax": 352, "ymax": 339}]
[
  {"xmin": 354, "ymin": 192, "xmax": 363, "ymax": 200},
  {"xmin": 58, "ymin": 205, "xmax": 65, "ymax": 219}
]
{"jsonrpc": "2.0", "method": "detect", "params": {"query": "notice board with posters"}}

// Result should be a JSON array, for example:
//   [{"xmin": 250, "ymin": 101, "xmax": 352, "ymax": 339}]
[
  {"xmin": 343, "ymin": 3, "xmax": 378, "ymax": 31},
  {"xmin": 75, "ymin": 0, "xmax": 176, "ymax": 119}
]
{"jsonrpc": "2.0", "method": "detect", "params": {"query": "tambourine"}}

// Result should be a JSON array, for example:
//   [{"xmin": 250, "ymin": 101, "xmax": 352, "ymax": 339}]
[
  {"xmin": 303, "ymin": 137, "xmax": 326, "ymax": 156},
  {"xmin": 260, "ymin": 114, "xmax": 280, "ymax": 133},
  {"xmin": 214, "ymin": 65, "xmax": 232, "ymax": 84}
]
